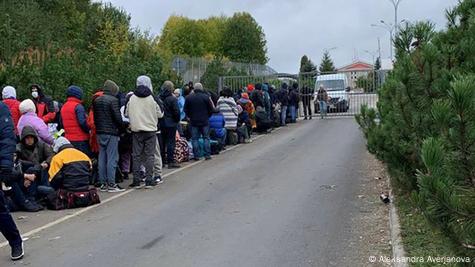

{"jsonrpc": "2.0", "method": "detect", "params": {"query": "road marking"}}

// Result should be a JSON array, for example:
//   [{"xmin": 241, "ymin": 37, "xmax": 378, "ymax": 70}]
[{"xmin": 0, "ymin": 131, "xmax": 275, "ymax": 248}]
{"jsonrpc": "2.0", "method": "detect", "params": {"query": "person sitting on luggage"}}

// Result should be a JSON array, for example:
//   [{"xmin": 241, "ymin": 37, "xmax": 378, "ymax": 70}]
[
  {"xmin": 209, "ymin": 109, "xmax": 226, "ymax": 149},
  {"xmin": 47, "ymin": 137, "xmax": 91, "ymax": 192}
]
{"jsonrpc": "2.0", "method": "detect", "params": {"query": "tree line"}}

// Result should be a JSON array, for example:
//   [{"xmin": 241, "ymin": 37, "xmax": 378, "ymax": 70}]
[
  {"xmin": 356, "ymin": 0, "xmax": 475, "ymax": 257},
  {"xmin": 0, "ymin": 1, "xmax": 269, "ymax": 101}
]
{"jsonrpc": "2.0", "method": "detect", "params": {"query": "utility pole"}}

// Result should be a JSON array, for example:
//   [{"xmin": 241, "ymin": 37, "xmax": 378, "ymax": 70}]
[
  {"xmin": 378, "ymin": 38, "xmax": 382, "ymax": 60},
  {"xmin": 389, "ymin": 0, "xmax": 403, "ymax": 33}
]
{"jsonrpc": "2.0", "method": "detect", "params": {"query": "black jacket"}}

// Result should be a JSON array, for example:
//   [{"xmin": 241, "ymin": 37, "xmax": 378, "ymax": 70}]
[
  {"xmin": 289, "ymin": 89, "xmax": 300, "ymax": 106},
  {"xmin": 301, "ymin": 86, "xmax": 314, "ymax": 104},
  {"xmin": 250, "ymin": 90, "xmax": 264, "ymax": 108},
  {"xmin": 277, "ymin": 89, "xmax": 289, "ymax": 106},
  {"xmin": 184, "ymin": 89, "xmax": 214, "ymax": 127},
  {"xmin": 160, "ymin": 90, "xmax": 181, "ymax": 128},
  {"xmin": 93, "ymin": 90, "xmax": 123, "ymax": 136},
  {"xmin": 16, "ymin": 126, "xmax": 54, "ymax": 167},
  {"xmin": 0, "ymin": 102, "xmax": 16, "ymax": 172}
]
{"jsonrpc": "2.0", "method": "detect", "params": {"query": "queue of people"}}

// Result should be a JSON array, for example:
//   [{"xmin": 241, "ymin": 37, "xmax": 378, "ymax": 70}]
[{"xmin": 0, "ymin": 77, "xmax": 323, "ymax": 261}]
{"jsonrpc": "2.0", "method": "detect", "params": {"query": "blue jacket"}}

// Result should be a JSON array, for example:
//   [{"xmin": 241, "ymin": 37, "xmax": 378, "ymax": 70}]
[
  {"xmin": 209, "ymin": 113, "xmax": 226, "ymax": 138},
  {"xmin": 177, "ymin": 95, "xmax": 185, "ymax": 120},
  {"xmin": 0, "ymin": 101, "xmax": 16, "ymax": 170}
]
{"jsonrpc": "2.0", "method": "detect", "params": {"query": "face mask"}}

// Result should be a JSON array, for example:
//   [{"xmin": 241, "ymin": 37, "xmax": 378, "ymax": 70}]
[{"xmin": 32, "ymin": 92, "xmax": 39, "ymax": 99}]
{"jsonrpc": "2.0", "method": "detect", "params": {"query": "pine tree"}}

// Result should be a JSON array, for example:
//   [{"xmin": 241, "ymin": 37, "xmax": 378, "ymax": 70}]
[
  {"xmin": 374, "ymin": 57, "xmax": 381, "ymax": 70},
  {"xmin": 300, "ymin": 55, "xmax": 317, "ymax": 73},
  {"xmin": 319, "ymin": 51, "xmax": 336, "ymax": 73},
  {"xmin": 356, "ymin": 0, "xmax": 475, "ymax": 256}
]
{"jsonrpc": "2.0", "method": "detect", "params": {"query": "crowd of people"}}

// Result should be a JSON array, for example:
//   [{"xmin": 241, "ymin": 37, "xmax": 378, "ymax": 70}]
[{"xmin": 0, "ymin": 76, "xmax": 329, "ymax": 260}]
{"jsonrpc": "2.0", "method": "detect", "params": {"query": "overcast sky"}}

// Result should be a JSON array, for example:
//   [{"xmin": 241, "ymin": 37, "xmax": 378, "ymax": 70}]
[{"xmin": 101, "ymin": 0, "xmax": 458, "ymax": 73}]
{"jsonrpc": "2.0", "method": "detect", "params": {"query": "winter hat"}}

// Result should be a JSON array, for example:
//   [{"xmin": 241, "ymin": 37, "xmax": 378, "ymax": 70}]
[
  {"xmin": 53, "ymin": 137, "xmax": 71, "ymax": 153},
  {"xmin": 173, "ymin": 89, "xmax": 181, "ymax": 96},
  {"xmin": 19, "ymin": 99, "xmax": 36, "ymax": 114},
  {"xmin": 262, "ymin": 83, "xmax": 269, "ymax": 92},
  {"xmin": 247, "ymin": 84, "xmax": 255, "ymax": 92},
  {"xmin": 66, "ymin": 85, "xmax": 83, "ymax": 100},
  {"xmin": 162, "ymin": 81, "xmax": 174, "ymax": 92},
  {"xmin": 241, "ymin": 93, "xmax": 250, "ymax": 100},
  {"xmin": 104, "ymin": 80, "xmax": 119, "ymax": 96},
  {"xmin": 136, "ymin": 75, "xmax": 153, "ymax": 92},
  {"xmin": 194, "ymin": 83, "xmax": 203, "ymax": 90},
  {"xmin": 2, "ymin": 86, "xmax": 16, "ymax": 99}
]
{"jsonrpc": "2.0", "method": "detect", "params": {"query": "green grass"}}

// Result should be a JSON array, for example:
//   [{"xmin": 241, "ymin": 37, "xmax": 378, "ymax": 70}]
[{"xmin": 394, "ymin": 188, "xmax": 473, "ymax": 267}]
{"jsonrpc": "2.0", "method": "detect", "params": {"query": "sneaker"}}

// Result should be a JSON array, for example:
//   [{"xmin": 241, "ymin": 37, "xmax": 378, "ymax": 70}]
[
  {"xmin": 129, "ymin": 182, "xmax": 143, "ymax": 189},
  {"xmin": 11, "ymin": 242, "xmax": 24, "ymax": 261},
  {"xmin": 168, "ymin": 162, "xmax": 181, "ymax": 169},
  {"xmin": 145, "ymin": 181, "xmax": 158, "ymax": 189},
  {"xmin": 99, "ymin": 184, "xmax": 108, "ymax": 192},
  {"xmin": 22, "ymin": 200, "xmax": 42, "ymax": 212},
  {"xmin": 155, "ymin": 176, "xmax": 164, "ymax": 184},
  {"xmin": 107, "ymin": 184, "xmax": 125, "ymax": 193}
]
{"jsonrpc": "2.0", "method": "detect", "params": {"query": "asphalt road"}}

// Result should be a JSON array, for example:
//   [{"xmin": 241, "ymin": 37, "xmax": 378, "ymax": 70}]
[{"xmin": 0, "ymin": 118, "xmax": 369, "ymax": 267}]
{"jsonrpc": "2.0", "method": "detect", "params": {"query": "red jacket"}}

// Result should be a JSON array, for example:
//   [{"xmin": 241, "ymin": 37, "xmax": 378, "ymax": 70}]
[
  {"xmin": 61, "ymin": 97, "xmax": 89, "ymax": 142},
  {"xmin": 2, "ymin": 99, "xmax": 21, "ymax": 134},
  {"xmin": 35, "ymin": 100, "xmax": 56, "ymax": 123},
  {"xmin": 87, "ymin": 91, "xmax": 104, "ymax": 153}
]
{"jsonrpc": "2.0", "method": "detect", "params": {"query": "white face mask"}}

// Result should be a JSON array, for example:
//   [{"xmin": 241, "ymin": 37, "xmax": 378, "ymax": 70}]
[{"xmin": 32, "ymin": 92, "xmax": 39, "ymax": 99}]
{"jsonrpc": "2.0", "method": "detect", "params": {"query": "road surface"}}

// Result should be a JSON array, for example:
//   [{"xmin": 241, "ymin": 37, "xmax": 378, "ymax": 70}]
[{"xmin": 0, "ymin": 118, "xmax": 371, "ymax": 266}]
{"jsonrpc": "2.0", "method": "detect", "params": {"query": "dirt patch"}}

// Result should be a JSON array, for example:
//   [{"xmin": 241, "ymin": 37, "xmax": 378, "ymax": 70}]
[{"xmin": 342, "ymin": 150, "xmax": 392, "ymax": 266}]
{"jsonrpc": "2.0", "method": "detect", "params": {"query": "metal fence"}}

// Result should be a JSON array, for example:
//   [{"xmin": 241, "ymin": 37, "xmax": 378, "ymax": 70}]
[
  {"xmin": 171, "ymin": 56, "xmax": 277, "ymax": 84},
  {"xmin": 218, "ymin": 70, "xmax": 387, "ymax": 117}
]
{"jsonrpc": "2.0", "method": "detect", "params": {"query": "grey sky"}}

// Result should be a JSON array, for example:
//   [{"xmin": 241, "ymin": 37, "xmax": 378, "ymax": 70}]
[{"xmin": 102, "ymin": 0, "xmax": 458, "ymax": 73}]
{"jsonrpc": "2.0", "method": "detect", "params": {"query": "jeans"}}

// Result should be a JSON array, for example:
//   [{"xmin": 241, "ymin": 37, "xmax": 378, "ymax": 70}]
[
  {"xmin": 280, "ymin": 105, "xmax": 288, "ymax": 126},
  {"xmin": 0, "ymin": 190, "xmax": 22, "ymax": 248},
  {"xmin": 132, "ymin": 132, "xmax": 156, "ymax": 184},
  {"xmin": 289, "ymin": 105, "xmax": 297, "ymax": 123},
  {"xmin": 319, "ymin": 101, "xmax": 327, "ymax": 118},
  {"xmin": 10, "ymin": 181, "xmax": 37, "ymax": 208},
  {"xmin": 97, "ymin": 134, "xmax": 119, "ymax": 185},
  {"xmin": 162, "ymin": 127, "xmax": 177, "ymax": 164},
  {"xmin": 191, "ymin": 125, "xmax": 211, "ymax": 158}
]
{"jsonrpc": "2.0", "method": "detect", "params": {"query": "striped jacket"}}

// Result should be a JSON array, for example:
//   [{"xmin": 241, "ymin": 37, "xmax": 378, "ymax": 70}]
[{"xmin": 217, "ymin": 97, "xmax": 238, "ymax": 130}]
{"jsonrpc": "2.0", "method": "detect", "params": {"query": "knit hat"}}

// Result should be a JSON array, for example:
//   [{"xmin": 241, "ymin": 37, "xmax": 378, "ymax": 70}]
[
  {"xmin": 194, "ymin": 83, "xmax": 203, "ymax": 90},
  {"xmin": 136, "ymin": 75, "xmax": 153, "ymax": 92},
  {"xmin": 19, "ymin": 99, "xmax": 36, "ymax": 114},
  {"xmin": 66, "ymin": 85, "xmax": 83, "ymax": 100},
  {"xmin": 241, "ymin": 93, "xmax": 250, "ymax": 100},
  {"xmin": 53, "ymin": 137, "xmax": 71, "ymax": 153},
  {"xmin": 162, "ymin": 81, "xmax": 174, "ymax": 92},
  {"xmin": 104, "ymin": 80, "xmax": 119, "ymax": 96},
  {"xmin": 247, "ymin": 84, "xmax": 255, "ymax": 92},
  {"xmin": 2, "ymin": 86, "xmax": 16, "ymax": 99}
]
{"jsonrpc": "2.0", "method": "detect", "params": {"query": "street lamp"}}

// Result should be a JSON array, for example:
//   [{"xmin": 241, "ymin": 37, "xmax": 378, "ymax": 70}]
[
  {"xmin": 388, "ymin": 0, "xmax": 403, "ymax": 33},
  {"xmin": 371, "ymin": 22, "xmax": 393, "ymax": 59}
]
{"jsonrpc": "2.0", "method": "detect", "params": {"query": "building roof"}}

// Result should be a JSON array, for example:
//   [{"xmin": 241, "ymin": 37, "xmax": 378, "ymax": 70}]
[{"xmin": 338, "ymin": 61, "xmax": 373, "ymax": 72}]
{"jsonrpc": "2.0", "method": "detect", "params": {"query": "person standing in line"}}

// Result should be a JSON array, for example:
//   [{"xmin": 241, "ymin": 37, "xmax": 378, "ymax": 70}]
[
  {"xmin": 0, "ymin": 101, "xmax": 24, "ymax": 261},
  {"xmin": 30, "ymin": 84, "xmax": 56, "ymax": 123},
  {"xmin": 277, "ymin": 83, "xmax": 289, "ymax": 126},
  {"xmin": 160, "ymin": 81, "xmax": 181, "ymax": 169},
  {"xmin": 301, "ymin": 85, "xmax": 314, "ymax": 120},
  {"xmin": 126, "ymin": 75, "xmax": 164, "ymax": 189},
  {"xmin": 2, "ymin": 86, "xmax": 21, "ymax": 135},
  {"xmin": 184, "ymin": 83, "xmax": 214, "ymax": 161},
  {"xmin": 93, "ymin": 80, "xmax": 125, "ymax": 192}
]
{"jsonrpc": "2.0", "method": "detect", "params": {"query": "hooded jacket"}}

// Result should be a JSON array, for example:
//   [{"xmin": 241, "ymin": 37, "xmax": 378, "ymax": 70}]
[
  {"xmin": 16, "ymin": 126, "xmax": 54, "ymax": 167},
  {"xmin": 217, "ymin": 96, "xmax": 238, "ymax": 129},
  {"xmin": 184, "ymin": 89, "xmax": 215, "ymax": 127},
  {"xmin": 160, "ymin": 89, "xmax": 181, "ymax": 128},
  {"xmin": 61, "ymin": 86, "xmax": 90, "ymax": 142},
  {"xmin": 31, "ymin": 84, "xmax": 56, "ymax": 123},
  {"xmin": 2, "ymin": 86, "xmax": 21, "ymax": 133},
  {"xmin": 277, "ymin": 84, "xmax": 290, "ymax": 106},
  {"xmin": 93, "ymin": 81, "xmax": 123, "ymax": 136},
  {"xmin": 126, "ymin": 85, "xmax": 164, "ymax": 133},
  {"xmin": 0, "ymin": 101, "xmax": 16, "ymax": 171},
  {"xmin": 18, "ymin": 100, "xmax": 54, "ymax": 145},
  {"xmin": 87, "ymin": 91, "xmax": 103, "ymax": 153},
  {"xmin": 209, "ymin": 112, "xmax": 226, "ymax": 138},
  {"xmin": 48, "ymin": 139, "xmax": 91, "ymax": 192}
]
